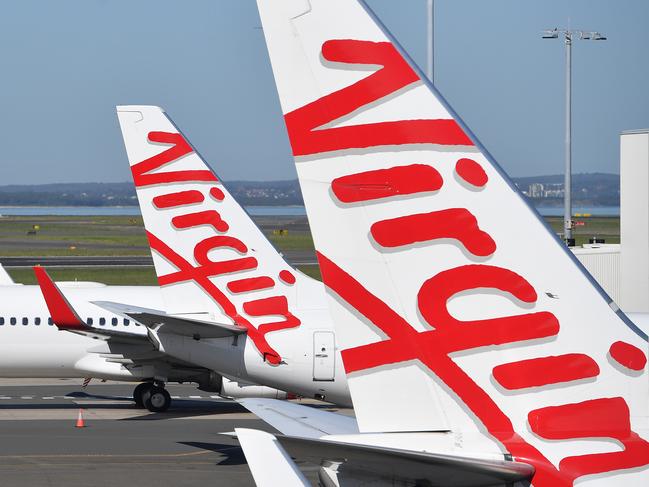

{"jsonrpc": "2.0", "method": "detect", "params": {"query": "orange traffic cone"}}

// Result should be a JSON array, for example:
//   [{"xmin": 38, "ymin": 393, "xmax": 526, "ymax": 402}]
[{"xmin": 76, "ymin": 408, "xmax": 85, "ymax": 428}]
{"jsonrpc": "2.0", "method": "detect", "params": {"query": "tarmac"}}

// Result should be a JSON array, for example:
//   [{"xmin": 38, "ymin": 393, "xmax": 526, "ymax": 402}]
[
  {"xmin": 0, "ymin": 251, "xmax": 318, "ymax": 268},
  {"xmin": 0, "ymin": 378, "xmax": 330, "ymax": 486}
]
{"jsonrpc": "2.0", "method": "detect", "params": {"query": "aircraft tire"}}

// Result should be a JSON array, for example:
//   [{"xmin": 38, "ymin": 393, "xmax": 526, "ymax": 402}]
[
  {"xmin": 133, "ymin": 382, "xmax": 153, "ymax": 408},
  {"xmin": 143, "ymin": 386, "xmax": 171, "ymax": 413}
]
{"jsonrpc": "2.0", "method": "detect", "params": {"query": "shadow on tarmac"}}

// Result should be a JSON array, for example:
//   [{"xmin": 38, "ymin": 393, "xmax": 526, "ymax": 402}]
[{"xmin": 180, "ymin": 442, "xmax": 248, "ymax": 465}]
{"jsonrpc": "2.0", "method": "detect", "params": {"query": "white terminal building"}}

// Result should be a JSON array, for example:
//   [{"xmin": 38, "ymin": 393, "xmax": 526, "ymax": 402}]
[{"xmin": 572, "ymin": 128, "xmax": 649, "ymax": 312}]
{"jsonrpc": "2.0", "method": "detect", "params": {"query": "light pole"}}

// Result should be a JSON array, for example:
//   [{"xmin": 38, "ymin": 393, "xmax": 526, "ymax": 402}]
[
  {"xmin": 426, "ymin": 0, "xmax": 434, "ymax": 82},
  {"xmin": 542, "ymin": 28, "xmax": 606, "ymax": 245}
]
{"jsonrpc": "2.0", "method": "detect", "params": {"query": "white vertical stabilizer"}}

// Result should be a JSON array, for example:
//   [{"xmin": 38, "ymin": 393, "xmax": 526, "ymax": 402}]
[
  {"xmin": 116, "ymin": 106, "xmax": 325, "ymax": 366},
  {"xmin": 256, "ymin": 0, "xmax": 649, "ymax": 485},
  {"xmin": 0, "ymin": 264, "xmax": 17, "ymax": 286}
]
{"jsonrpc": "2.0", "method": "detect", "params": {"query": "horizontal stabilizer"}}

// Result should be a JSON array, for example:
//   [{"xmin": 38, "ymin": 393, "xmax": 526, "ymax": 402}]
[
  {"xmin": 235, "ymin": 428, "xmax": 310, "ymax": 487},
  {"xmin": 239, "ymin": 398, "xmax": 358, "ymax": 438},
  {"xmin": 92, "ymin": 301, "xmax": 247, "ymax": 339},
  {"xmin": 274, "ymin": 434, "xmax": 533, "ymax": 487}
]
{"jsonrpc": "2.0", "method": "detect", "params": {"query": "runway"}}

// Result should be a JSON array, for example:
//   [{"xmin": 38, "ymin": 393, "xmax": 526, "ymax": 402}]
[
  {"xmin": 0, "ymin": 256, "xmax": 154, "ymax": 268},
  {"xmin": 0, "ymin": 252, "xmax": 318, "ymax": 268},
  {"xmin": 0, "ymin": 379, "xmax": 331, "ymax": 486}
]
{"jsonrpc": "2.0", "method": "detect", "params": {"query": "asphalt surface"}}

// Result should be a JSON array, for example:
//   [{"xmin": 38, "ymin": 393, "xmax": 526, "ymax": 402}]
[
  {"xmin": 0, "ymin": 256, "xmax": 154, "ymax": 267},
  {"xmin": 0, "ymin": 251, "xmax": 318, "ymax": 268},
  {"xmin": 0, "ymin": 380, "xmax": 327, "ymax": 486}
]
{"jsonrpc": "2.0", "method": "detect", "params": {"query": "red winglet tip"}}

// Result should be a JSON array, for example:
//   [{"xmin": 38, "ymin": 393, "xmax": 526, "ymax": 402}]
[{"xmin": 34, "ymin": 267, "xmax": 86, "ymax": 330}]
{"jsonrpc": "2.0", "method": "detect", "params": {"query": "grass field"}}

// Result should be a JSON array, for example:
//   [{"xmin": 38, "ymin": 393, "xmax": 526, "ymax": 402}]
[
  {"xmin": 544, "ymin": 216, "xmax": 620, "ymax": 245},
  {"xmin": 0, "ymin": 215, "xmax": 150, "ymax": 256},
  {"xmin": 6, "ymin": 266, "xmax": 159, "ymax": 285},
  {"xmin": 5, "ymin": 265, "xmax": 323, "ymax": 285},
  {"xmin": 1, "ymin": 214, "xmax": 617, "ymax": 285}
]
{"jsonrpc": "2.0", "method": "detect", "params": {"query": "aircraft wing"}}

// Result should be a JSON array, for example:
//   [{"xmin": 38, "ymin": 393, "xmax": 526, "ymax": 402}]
[
  {"xmin": 273, "ymin": 434, "xmax": 533, "ymax": 487},
  {"xmin": 238, "ymin": 398, "xmax": 358, "ymax": 438},
  {"xmin": 92, "ymin": 301, "xmax": 247, "ymax": 339},
  {"xmin": 237, "ymin": 399, "xmax": 533, "ymax": 485}
]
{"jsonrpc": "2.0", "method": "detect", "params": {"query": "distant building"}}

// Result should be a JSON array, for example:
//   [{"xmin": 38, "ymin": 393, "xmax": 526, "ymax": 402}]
[
  {"xmin": 527, "ymin": 182, "xmax": 564, "ymax": 198},
  {"xmin": 543, "ymin": 183, "xmax": 564, "ymax": 198},
  {"xmin": 528, "ymin": 183, "xmax": 544, "ymax": 198}
]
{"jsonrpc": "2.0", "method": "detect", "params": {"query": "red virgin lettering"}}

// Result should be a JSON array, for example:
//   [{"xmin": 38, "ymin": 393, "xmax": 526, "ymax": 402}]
[
  {"xmin": 227, "ymin": 276, "xmax": 275, "ymax": 294},
  {"xmin": 146, "ymin": 232, "xmax": 282, "ymax": 364},
  {"xmin": 279, "ymin": 270, "xmax": 296, "ymax": 285},
  {"xmin": 331, "ymin": 164, "xmax": 442, "ymax": 203},
  {"xmin": 172, "ymin": 210, "xmax": 229, "ymax": 233},
  {"xmin": 370, "ymin": 208, "xmax": 496, "ymax": 257},
  {"xmin": 493, "ymin": 354, "xmax": 599, "ymax": 390},
  {"xmin": 303, "ymin": 34, "xmax": 649, "ymax": 487},
  {"xmin": 317, "ymin": 251, "xmax": 570, "ymax": 486},
  {"xmin": 243, "ymin": 296, "xmax": 301, "ymax": 336},
  {"xmin": 284, "ymin": 40, "xmax": 472, "ymax": 156},
  {"xmin": 133, "ymin": 132, "xmax": 217, "ymax": 187},
  {"xmin": 609, "ymin": 341, "xmax": 647, "ymax": 371},
  {"xmin": 136, "ymin": 131, "xmax": 303, "ymax": 366},
  {"xmin": 455, "ymin": 158, "xmax": 488, "ymax": 187},
  {"xmin": 153, "ymin": 190, "xmax": 205, "ymax": 209},
  {"xmin": 194, "ymin": 236, "xmax": 248, "ymax": 263},
  {"xmin": 210, "ymin": 187, "xmax": 225, "ymax": 201},
  {"xmin": 529, "ymin": 398, "xmax": 649, "ymax": 482}
]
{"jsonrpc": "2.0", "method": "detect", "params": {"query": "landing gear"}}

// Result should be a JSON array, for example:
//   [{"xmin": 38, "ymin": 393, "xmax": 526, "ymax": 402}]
[
  {"xmin": 142, "ymin": 385, "xmax": 171, "ymax": 413},
  {"xmin": 133, "ymin": 382, "xmax": 171, "ymax": 412},
  {"xmin": 133, "ymin": 382, "xmax": 152, "ymax": 408}
]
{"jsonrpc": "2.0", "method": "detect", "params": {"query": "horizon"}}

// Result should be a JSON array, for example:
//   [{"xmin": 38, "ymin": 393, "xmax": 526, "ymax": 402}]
[
  {"xmin": 0, "ymin": 171, "xmax": 623, "ymax": 188},
  {"xmin": 0, "ymin": 173, "xmax": 620, "ymax": 210}
]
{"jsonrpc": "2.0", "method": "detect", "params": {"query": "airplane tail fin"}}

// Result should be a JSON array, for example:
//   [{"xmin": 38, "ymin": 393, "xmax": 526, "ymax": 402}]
[
  {"xmin": 0, "ymin": 264, "xmax": 18, "ymax": 285},
  {"xmin": 256, "ymin": 0, "xmax": 649, "ymax": 483},
  {"xmin": 116, "ymin": 106, "xmax": 325, "ymax": 365}
]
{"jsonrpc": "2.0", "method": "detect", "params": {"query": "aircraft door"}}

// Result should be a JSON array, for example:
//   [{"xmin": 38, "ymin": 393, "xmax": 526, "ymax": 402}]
[{"xmin": 313, "ymin": 331, "xmax": 335, "ymax": 381}]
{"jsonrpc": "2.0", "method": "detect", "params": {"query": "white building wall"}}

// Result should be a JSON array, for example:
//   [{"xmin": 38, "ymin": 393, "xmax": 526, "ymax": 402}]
[
  {"xmin": 620, "ymin": 129, "xmax": 649, "ymax": 312},
  {"xmin": 572, "ymin": 245, "xmax": 621, "ymax": 304}
]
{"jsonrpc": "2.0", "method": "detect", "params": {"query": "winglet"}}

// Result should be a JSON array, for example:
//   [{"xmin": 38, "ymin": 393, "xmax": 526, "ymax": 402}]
[{"xmin": 33, "ymin": 266, "xmax": 87, "ymax": 330}]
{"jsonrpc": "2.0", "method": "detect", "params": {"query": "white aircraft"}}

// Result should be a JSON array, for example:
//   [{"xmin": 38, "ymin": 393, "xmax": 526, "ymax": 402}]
[
  {"xmin": 0, "ymin": 107, "xmax": 353, "ymax": 412},
  {"xmin": 107, "ymin": 105, "xmax": 350, "ymax": 407},
  {"xmin": 232, "ymin": 0, "xmax": 649, "ymax": 485},
  {"xmin": 0, "ymin": 268, "xmax": 223, "ymax": 412}
]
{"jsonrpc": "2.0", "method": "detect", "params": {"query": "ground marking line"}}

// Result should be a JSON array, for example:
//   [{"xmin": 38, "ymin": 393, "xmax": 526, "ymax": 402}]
[{"xmin": 0, "ymin": 449, "xmax": 219, "ymax": 459}]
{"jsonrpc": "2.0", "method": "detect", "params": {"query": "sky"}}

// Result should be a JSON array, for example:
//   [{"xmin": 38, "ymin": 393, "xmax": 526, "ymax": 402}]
[{"xmin": 0, "ymin": 0, "xmax": 647, "ymax": 185}]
